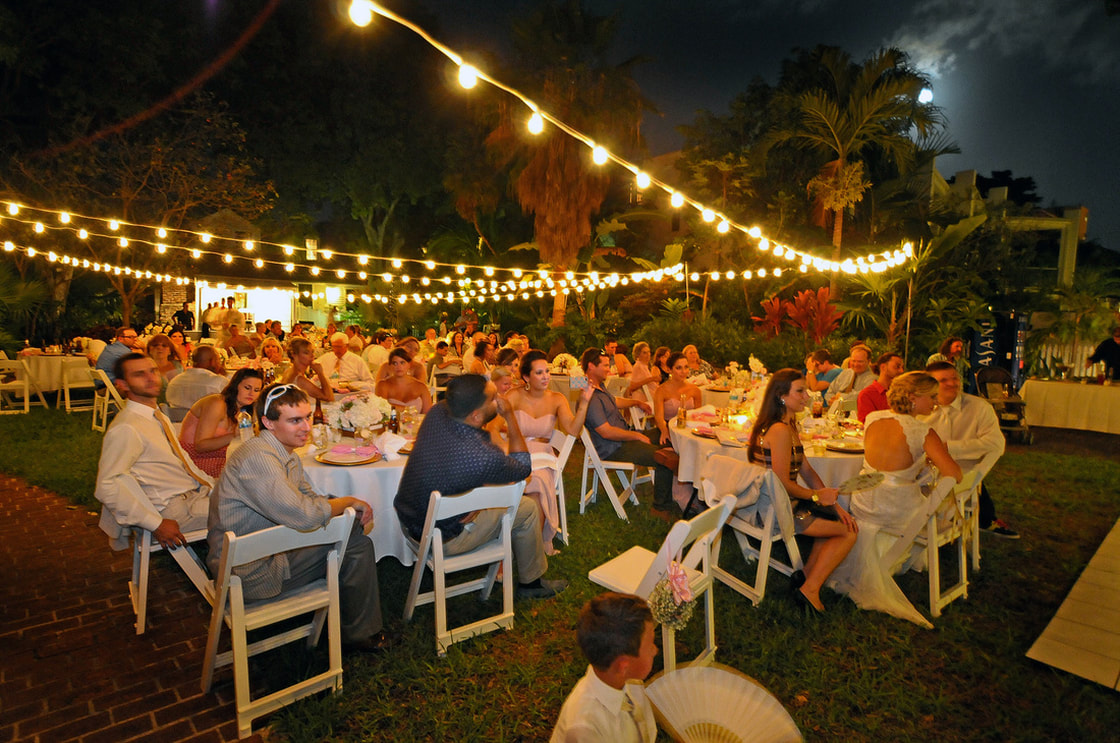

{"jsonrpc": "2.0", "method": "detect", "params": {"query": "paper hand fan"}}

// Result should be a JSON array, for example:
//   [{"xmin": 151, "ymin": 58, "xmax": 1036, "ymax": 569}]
[
  {"xmin": 837, "ymin": 472, "xmax": 884, "ymax": 495},
  {"xmin": 645, "ymin": 662, "xmax": 803, "ymax": 743}
]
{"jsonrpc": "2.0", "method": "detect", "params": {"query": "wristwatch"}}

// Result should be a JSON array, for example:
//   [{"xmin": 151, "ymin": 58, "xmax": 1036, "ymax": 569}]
[{"xmin": 810, "ymin": 491, "xmax": 820, "ymax": 503}]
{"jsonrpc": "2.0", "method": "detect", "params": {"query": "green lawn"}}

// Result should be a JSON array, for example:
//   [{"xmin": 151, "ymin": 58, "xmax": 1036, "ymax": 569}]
[{"xmin": 3, "ymin": 409, "xmax": 1118, "ymax": 741}]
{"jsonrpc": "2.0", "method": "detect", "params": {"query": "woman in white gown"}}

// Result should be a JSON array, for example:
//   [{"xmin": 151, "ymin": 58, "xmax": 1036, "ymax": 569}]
[{"xmin": 828, "ymin": 371, "xmax": 962, "ymax": 627}]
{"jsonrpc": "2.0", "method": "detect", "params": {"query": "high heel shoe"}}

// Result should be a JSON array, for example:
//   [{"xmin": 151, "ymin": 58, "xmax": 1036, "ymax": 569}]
[
  {"xmin": 790, "ymin": 570, "xmax": 806, "ymax": 591},
  {"xmin": 792, "ymin": 587, "xmax": 825, "ymax": 615}
]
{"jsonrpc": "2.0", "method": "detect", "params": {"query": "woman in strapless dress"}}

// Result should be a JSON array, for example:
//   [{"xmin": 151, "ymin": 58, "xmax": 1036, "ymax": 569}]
[
  {"xmin": 506, "ymin": 350, "xmax": 593, "ymax": 554},
  {"xmin": 375, "ymin": 348, "xmax": 432, "ymax": 414}
]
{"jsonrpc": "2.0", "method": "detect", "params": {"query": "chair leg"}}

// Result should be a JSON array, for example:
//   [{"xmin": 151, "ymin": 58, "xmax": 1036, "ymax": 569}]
[
  {"xmin": 130, "ymin": 532, "xmax": 153, "ymax": 635},
  {"xmin": 661, "ymin": 625, "xmax": 676, "ymax": 672},
  {"xmin": 434, "ymin": 555, "xmax": 449, "ymax": 657},
  {"xmin": 557, "ymin": 479, "xmax": 569, "ymax": 545}
]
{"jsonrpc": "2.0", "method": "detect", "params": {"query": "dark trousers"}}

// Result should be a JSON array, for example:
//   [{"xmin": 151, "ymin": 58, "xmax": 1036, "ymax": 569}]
[
  {"xmin": 604, "ymin": 430, "xmax": 676, "ymax": 511},
  {"xmin": 979, "ymin": 482, "xmax": 997, "ymax": 528}
]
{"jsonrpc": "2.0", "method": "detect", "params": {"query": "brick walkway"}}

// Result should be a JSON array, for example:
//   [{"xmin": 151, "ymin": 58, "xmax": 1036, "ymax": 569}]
[{"xmin": 0, "ymin": 475, "xmax": 265, "ymax": 743}]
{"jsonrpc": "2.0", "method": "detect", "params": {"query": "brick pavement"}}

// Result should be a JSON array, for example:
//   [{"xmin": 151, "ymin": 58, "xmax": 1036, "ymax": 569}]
[{"xmin": 0, "ymin": 475, "xmax": 266, "ymax": 743}]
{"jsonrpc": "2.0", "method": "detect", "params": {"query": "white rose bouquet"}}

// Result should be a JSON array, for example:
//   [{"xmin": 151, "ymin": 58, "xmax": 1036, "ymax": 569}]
[
  {"xmin": 323, "ymin": 393, "xmax": 393, "ymax": 431},
  {"xmin": 748, "ymin": 354, "xmax": 768, "ymax": 376},
  {"xmin": 550, "ymin": 353, "xmax": 583, "ymax": 376}
]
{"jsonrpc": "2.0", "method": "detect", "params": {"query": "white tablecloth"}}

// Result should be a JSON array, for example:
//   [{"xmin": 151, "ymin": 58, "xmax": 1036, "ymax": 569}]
[
  {"xmin": 668, "ymin": 426, "xmax": 863, "ymax": 490},
  {"xmin": 301, "ymin": 452, "xmax": 414, "ymax": 565},
  {"xmin": 1021, "ymin": 379, "xmax": 1120, "ymax": 435},
  {"xmin": 20, "ymin": 355, "xmax": 90, "ymax": 392}
]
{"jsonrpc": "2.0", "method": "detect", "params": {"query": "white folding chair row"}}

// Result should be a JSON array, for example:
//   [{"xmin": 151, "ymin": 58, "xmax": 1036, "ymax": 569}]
[
  {"xmin": 90, "ymin": 368, "xmax": 124, "ymax": 431},
  {"xmin": 129, "ymin": 526, "xmax": 211, "ymax": 635},
  {"xmin": 62, "ymin": 361, "xmax": 98, "ymax": 413},
  {"xmin": 0, "ymin": 359, "xmax": 50, "ymax": 414},
  {"xmin": 879, "ymin": 472, "xmax": 978, "ymax": 619},
  {"xmin": 201, "ymin": 509, "xmax": 356, "ymax": 739},
  {"xmin": 701, "ymin": 464, "xmax": 805, "ymax": 607},
  {"xmin": 578, "ymin": 428, "xmax": 652, "ymax": 521},
  {"xmin": 402, "ymin": 482, "xmax": 526, "ymax": 656},
  {"xmin": 589, "ymin": 495, "xmax": 736, "ymax": 671}
]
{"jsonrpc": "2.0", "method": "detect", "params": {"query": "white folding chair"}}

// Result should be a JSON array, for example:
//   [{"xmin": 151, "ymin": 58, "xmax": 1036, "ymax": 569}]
[
  {"xmin": 703, "ymin": 465, "xmax": 805, "ymax": 607},
  {"xmin": 879, "ymin": 473, "xmax": 977, "ymax": 619},
  {"xmin": 589, "ymin": 495, "xmax": 735, "ymax": 671},
  {"xmin": 61, "ymin": 359, "xmax": 97, "ymax": 412},
  {"xmin": 201, "ymin": 509, "xmax": 356, "ymax": 739},
  {"xmin": 963, "ymin": 452, "xmax": 1002, "ymax": 571},
  {"xmin": 129, "ymin": 526, "xmax": 211, "ymax": 635},
  {"xmin": 0, "ymin": 359, "xmax": 49, "ymax": 414},
  {"xmin": 626, "ymin": 384, "xmax": 655, "ymax": 430},
  {"xmin": 90, "ymin": 368, "xmax": 124, "ymax": 431},
  {"xmin": 538, "ymin": 430, "xmax": 577, "ymax": 546},
  {"xmin": 402, "ymin": 482, "xmax": 526, "ymax": 656},
  {"xmin": 578, "ymin": 429, "xmax": 652, "ymax": 521}
]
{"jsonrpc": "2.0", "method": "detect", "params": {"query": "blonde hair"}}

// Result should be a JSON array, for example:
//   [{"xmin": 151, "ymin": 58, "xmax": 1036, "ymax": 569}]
[{"xmin": 887, "ymin": 371, "xmax": 938, "ymax": 414}]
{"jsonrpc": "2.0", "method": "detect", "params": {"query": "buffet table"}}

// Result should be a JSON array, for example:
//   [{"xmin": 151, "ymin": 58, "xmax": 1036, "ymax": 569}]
[{"xmin": 1020, "ymin": 379, "xmax": 1120, "ymax": 435}]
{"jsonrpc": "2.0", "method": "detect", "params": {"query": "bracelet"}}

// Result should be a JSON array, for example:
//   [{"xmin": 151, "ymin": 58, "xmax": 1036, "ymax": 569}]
[{"xmin": 810, "ymin": 491, "xmax": 820, "ymax": 503}]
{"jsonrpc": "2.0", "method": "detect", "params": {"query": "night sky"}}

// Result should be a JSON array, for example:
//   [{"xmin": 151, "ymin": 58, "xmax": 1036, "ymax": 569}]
[{"xmin": 414, "ymin": 0, "xmax": 1120, "ymax": 249}]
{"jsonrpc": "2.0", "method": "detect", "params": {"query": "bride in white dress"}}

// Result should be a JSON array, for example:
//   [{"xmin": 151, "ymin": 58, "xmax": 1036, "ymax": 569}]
[{"xmin": 828, "ymin": 372, "xmax": 962, "ymax": 627}]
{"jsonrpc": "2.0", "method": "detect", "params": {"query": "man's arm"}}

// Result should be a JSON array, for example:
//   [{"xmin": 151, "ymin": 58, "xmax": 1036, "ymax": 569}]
[
  {"xmin": 231, "ymin": 448, "xmax": 332, "ymax": 531},
  {"xmin": 827, "ymin": 368, "xmax": 853, "ymax": 398},
  {"xmin": 94, "ymin": 424, "xmax": 166, "ymax": 535},
  {"xmin": 946, "ymin": 398, "xmax": 1005, "ymax": 464}
]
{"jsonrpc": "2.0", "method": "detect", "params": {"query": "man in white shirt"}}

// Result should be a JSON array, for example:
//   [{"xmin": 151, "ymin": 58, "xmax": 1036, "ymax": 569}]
[
  {"xmin": 94, "ymin": 353, "xmax": 214, "ymax": 551},
  {"xmin": 166, "ymin": 346, "xmax": 227, "ymax": 410},
  {"xmin": 362, "ymin": 331, "xmax": 393, "ymax": 372},
  {"xmin": 827, "ymin": 344, "xmax": 875, "ymax": 404},
  {"xmin": 319, "ymin": 332, "xmax": 375, "ymax": 390},
  {"xmin": 218, "ymin": 296, "xmax": 244, "ymax": 343},
  {"xmin": 924, "ymin": 360, "xmax": 1018, "ymax": 538}
]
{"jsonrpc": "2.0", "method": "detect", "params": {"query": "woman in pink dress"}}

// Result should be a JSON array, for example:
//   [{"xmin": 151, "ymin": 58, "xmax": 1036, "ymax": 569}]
[
  {"xmin": 652, "ymin": 352, "xmax": 704, "ymax": 445},
  {"xmin": 507, "ymin": 350, "xmax": 592, "ymax": 553},
  {"xmin": 375, "ymin": 348, "xmax": 432, "ymax": 413},
  {"xmin": 179, "ymin": 368, "xmax": 263, "ymax": 478}
]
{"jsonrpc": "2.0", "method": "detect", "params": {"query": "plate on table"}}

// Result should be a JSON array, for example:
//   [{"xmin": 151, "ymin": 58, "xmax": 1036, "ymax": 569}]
[
  {"xmin": 315, "ymin": 448, "xmax": 382, "ymax": 466},
  {"xmin": 399, "ymin": 442, "xmax": 414, "ymax": 455},
  {"xmin": 825, "ymin": 439, "xmax": 864, "ymax": 453},
  {"xmin": 837, "ymin": 472, "xmax": 884, "ymax": 495},
  {"xmin": 690, "ymin": 426, "xmax": 717, "ymax": 439}
]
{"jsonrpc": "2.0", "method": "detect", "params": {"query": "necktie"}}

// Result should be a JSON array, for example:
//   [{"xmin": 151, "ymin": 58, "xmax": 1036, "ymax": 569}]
[
  {"xmin": 154, "ymin": 408, "xmax": 215, "ymax": 489},
  {"xmin": 621, "ymin": 689, "xmax": 646, "ymax": 742}
]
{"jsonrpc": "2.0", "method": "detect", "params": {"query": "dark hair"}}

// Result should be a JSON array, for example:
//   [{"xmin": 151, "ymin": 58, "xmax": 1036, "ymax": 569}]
[
  {"xmin": 472, "ymin": 340, "xmax": 492, "ymax": 360},
  {"xmin": 576, "ymin": 593, "xmax": 652, "ymax": 671},
  {"xmin": 169, "ymin": 325, "xmax": 187, "ymax": 340},
  {"xmin": 435, "ymin": 340, "xmax": 448, "ymax": 350},
  {"xmin": 666, "ymin": 351, "xmax": 687, "ymax": 370},
  {"xmin": 748, "ymin": 368, "xmax": 804, "ymax": 460},
  {"xmin": 496, "ymin": 347, "xmax": 519, "ymax": 368},
  {"xmin": 446, "ymin": 374, "xmax": 489, "ymax": 419},
  {"xmin": 653, "ymin": 346, "xmax": 671, "ymax": 366},
  {"xmin": 256, "ymin": 383, "xmax": 309, "ymax": 424},
  {"xmin": 113, "ymin": 351, "xmax": 148, "ymax": 382},
  {"xmin": 925, "ymin": 360, "xmax": 957, "ymax": 375},
  {"xmin": 504, "ymin": 330, "xmax": 519, "ymax": 343},
  {"xmin": 873, "ymin": 352, "xmax": 902, "ymax": 375},
  {"xmin": 222, "ymin": 368, "xmax": 264, "ymax": 421},
  {"xmin": 520, "ymin": 349, "xmax": 549, "ymax": 381},
  {"xmin": 116, "ymin": 325, "xmax": 133, "ymax": 340},
  {"xmin": 451, "ymin": 332, "xmax": 465, "ymax": 353},
  {"xmin": 374, "ymin": 330, "xmax": 392, "ymax": 344},
  {"xmin": 938, "ymin": 336, "xmax": 964, "ymax": 358},
  {"xmin": 580, "ymin": 347, "xmax": 603, "ymax": 373},
  {"xmin": 191, "ymin": 345, "xmax": 217, "ymax": 368},
  {"xmin": 388, "ymin": 347, "xmax": 412, "ymax": 364},
  {"xmin": 809, "ymin": 348, "xmax": 831, "ymax": 364}
]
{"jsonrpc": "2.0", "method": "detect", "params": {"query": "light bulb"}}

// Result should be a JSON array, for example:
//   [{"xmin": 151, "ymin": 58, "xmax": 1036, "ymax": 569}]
[
  {"xmin": 591, "ymin": 145, "xmax": 608, "ymax": 165},
  {"xmin": 527, "ymin": 112, "xmax": 544, "ymax": 135},
  {"xmin": 702, "ymin": 209, "xmax": 715, "ymax": 222},
  {"xmin": 458, "ymin": 64, "xmax": 479, "ymax": 89},
  {"xmin": 635, "ymin": 172, "xmax": 651, "ymax": 190},
  {"xmin": 348, "ymin": 1, "xmax": 373, "ymax": 27},
  {"xmin": 670, "ymin": 192, "xmax": 684, "ymax": 208},
  {"xmin": 717, "ymin": 220, "xmax": 730, "ymax": 233}
]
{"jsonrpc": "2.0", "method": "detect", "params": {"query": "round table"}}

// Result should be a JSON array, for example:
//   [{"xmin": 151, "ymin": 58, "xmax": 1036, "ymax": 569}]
[{"xmin": 20, "ymin": 354, "xmax": 91, "ymax": 393}]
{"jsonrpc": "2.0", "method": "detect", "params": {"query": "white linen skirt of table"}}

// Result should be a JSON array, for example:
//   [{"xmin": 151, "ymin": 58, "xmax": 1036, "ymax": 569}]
[
  {"xmin": 21, "ymin": 355, "xmax": 90, "ymax": 393},
  {"xmin": 1021, "ymin": 379, "xmax": 1120, "ymax": 435},
  {"xmin": 700, "ymin": 387, "xmax": 730, "ymax": 408},
  {"xmin": 668, "ymin": 427, "xmax": 863, "ymax": 491},
  {"xmin": 301, "ymin": 453, "xmax": 414, "ymax": 565}
]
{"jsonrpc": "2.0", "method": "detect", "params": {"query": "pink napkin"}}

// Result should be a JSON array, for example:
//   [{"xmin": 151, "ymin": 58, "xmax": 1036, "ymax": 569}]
[{"xmin": 330, "ymin": 444, "xmax": 380, "ymax": 457}]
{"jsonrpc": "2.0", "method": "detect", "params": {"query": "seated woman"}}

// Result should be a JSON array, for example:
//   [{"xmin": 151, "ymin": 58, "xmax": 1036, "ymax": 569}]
[
  {"xmin": 145, "ymin": 333, "xmax": 183, "ymax": 404},
  {"xmin": 682, "ymin": 344, "xmax": 716, "ymax": 381},
  {"xmin": 279, "ymin": 337, "xmax": 334, "ymax": 402},
  {"xmin": 627, "ymin": 342, "xmax": 661, "ymax": 403},
  {"xmin": 179, "ymin": 368, "xmax": 264, "ymax": 477},
  {"xmin": 448, "ymin": 331, "xmax": 467, "ymax": 360},
  {"xmin": 259, "ymin": 337, "xmax": 286, "ymax": 366},
  {"xmin": 375, "ymin": 348, "xmax": 432, "ymax": 414},
  {"xmin": 653, "ymin": 352, "xmax": 703, "ymax": 445},
  {"xmin": 495, "ymin": 347, "xmax": 523, "ymax": 391},
  {"xmin": 613, "ymin": 342, "xmax": 634, "ymax": 377},
  {"xmin": 168, "ymin": 326, "xmax": 192, "ymax": 366},
  {"xmin": 653, "ymin": 345, "xmax": 672, "ymax": 383},
  {"xmin": 506, "ymin": 350, "xmax": 592, "ymax": 553},
  {"xmin": 468, "ymin": 339, "xmax": 494, "ymax": 376},
  {"xmin": 748, "ymin": 369, "xmax": 858, "ymax": 613},
  {"xmin": 375, "ymin": 337, "xmax": 427, "ymax": 382},
  {"xmin": 827, "ymin": 371, "xmax": 962, "ymax": 627}
]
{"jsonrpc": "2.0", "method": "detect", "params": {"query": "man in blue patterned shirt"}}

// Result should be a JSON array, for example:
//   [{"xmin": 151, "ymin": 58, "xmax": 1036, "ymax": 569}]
[{"xmin": 395, "ymin": 374, "xmax": 567, "ymax": 600}]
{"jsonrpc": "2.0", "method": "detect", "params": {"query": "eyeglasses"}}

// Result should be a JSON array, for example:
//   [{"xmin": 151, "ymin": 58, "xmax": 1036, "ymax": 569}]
[
  {"xmin": 122, "ymin": 333, "xmax": 138, "ymax": 339},
  {"xmin": 261, "ymin": 383, "xmax": 299, "ymax": 417}
]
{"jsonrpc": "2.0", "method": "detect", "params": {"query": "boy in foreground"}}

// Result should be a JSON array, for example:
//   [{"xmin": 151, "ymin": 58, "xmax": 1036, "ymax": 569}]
[{"xmin": 551, "ymin": 593, "xmax": 658, "ymax": 743}]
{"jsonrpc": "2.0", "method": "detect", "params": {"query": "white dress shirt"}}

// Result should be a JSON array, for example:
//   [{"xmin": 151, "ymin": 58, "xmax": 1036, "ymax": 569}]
[
  {"xmin": 362, "ymin": 344, "xmax": 390, "ymax": 373},
  {"xmin": 922, "ymin": 392, "xmax": 1005, "ymax": 473},
  {"xmin": 551, "ymin": 666, "xmax": 656, "ymax": 743},
  {"xmin": 95, "ymin": 400, "xmax": 214, "ymax": 549},
  {"xmin": 827, "ymin": 368, "xmax": 875, "ymax": 401},
  {"xmin": 165, "ymin": 367, "xmax": 227, "ymax": 409},
  {"xmin": 318, "ymin": 349, "xmax": 375, "ymax": 390}
]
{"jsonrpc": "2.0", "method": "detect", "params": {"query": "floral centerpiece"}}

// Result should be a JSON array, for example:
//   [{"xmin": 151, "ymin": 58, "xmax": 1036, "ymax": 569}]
[
  {"xmin": 748, "ymin": 354, "xmax": 768, "ymax": 377},
  {"xmin": 724, "ymin": 361, "xmax": 753, "ymax": 389},
  {"xmin": 322, "ymin": 393, "xmax": 393, "ymax": 433},
  {"xmin": 550, "ymin": 353, "xmax": 583, "ymax": 376}
]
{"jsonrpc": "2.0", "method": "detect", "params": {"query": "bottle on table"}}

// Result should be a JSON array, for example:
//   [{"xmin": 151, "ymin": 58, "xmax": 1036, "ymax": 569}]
[
  {"xmin": 235, "ymin": 410, "xmax": 254, "ymax": 441},
  {"xmin": 313, "ymin": 399, "xmax": 325, "ymax": 426}
]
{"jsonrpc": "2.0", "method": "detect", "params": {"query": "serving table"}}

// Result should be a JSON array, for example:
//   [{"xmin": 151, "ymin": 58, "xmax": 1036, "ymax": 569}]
[{"xmin": 1020, "ymin": 379, "xmax": 1120, "ymax": 435}]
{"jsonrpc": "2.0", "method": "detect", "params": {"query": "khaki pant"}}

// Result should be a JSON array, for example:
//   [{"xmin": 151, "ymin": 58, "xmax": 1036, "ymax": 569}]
[{"xmin": 441, "ymin": 497, "xmax": 547, "ymax": 584}]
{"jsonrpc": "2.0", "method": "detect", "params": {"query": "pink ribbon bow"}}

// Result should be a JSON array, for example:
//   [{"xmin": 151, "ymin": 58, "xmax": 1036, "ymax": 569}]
[{"xmin": 665, "ymin": 561, "xmax": 692, "ymax": 606}]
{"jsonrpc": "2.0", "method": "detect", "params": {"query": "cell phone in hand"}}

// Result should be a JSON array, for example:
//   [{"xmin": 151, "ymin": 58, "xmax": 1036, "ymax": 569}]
[{"xmin": 570, "ymin": 375, "xmax": 589, "ymax": 390}]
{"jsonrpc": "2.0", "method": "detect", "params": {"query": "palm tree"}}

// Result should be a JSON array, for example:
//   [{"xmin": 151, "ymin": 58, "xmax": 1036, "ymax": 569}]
[
  {"xmin": 484, "ymin": 0, "xmax": 650, "ymax": 326},
  {"xmin": 767, "ymin": 46, "xmax": 944, "ymax": 292}
]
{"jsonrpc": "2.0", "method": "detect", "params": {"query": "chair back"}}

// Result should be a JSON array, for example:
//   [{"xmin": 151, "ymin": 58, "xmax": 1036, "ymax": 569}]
[
  {"xmin": 878, "ymin": 476, "xmax": 958, "ymax": 572},
  {"xmin": 91, "ymin": 368, "xmax": 125, "ymax": 404},
  {"xmin": 635, "ymin": 495, "xmax": 735, "ymax": 597}
]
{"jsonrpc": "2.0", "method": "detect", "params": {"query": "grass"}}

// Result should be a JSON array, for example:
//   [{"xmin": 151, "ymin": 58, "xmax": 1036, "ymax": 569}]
[{"xmin": 3, "ymin": 409, "xmax": 1119, "ymax": 740}]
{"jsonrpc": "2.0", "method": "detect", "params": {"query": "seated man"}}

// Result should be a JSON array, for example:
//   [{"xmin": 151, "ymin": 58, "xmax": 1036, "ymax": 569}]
[
  {"xmin": 319, "ymin": 332, "xmax": 375, "ymax": 390},
  {"xmin": 394, "ymin": 374, "xmax": 567, "ymax": 599},
  {"xmin": 95, "ymin": 326, "xmax": 139, "ymax": 383},
  {"xmin": 826, "ymin": 344, "xmax": 874, "ymax": 405},
  {"xmin": 166, "ymin": 345, "xmax": 227, "ymax": 411},
  {"xmin": 924, "ymin": 361, "xmax": 1018, "ymax": 538},
  {"xmin": 857, "ymin": 352, "xmax": 904, "ymax": 422},
  {"xmin": 580, "ymin": 348, "xmax": 679, "ymax": 522},
  {"xmin": 222, "ymin": 324, "xmax": 255, "ymax": 358},
  {"xmin": 804, "ymin": 348, "xmax": 841, "ymax": 399},
  {"xmin": 95, "ymin": 353, "xmax": 213, "ymax": 551},
  {"xmin": 551, "ymin": 593, "xmax": 658, "ymax": 743},
  {"xmin": 362, "ymin": 330, "xmax": 394, "ymax": 372},
  {"xmin": 207, "ymin": 383, "xmax": 389, "ymax": 652}
]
